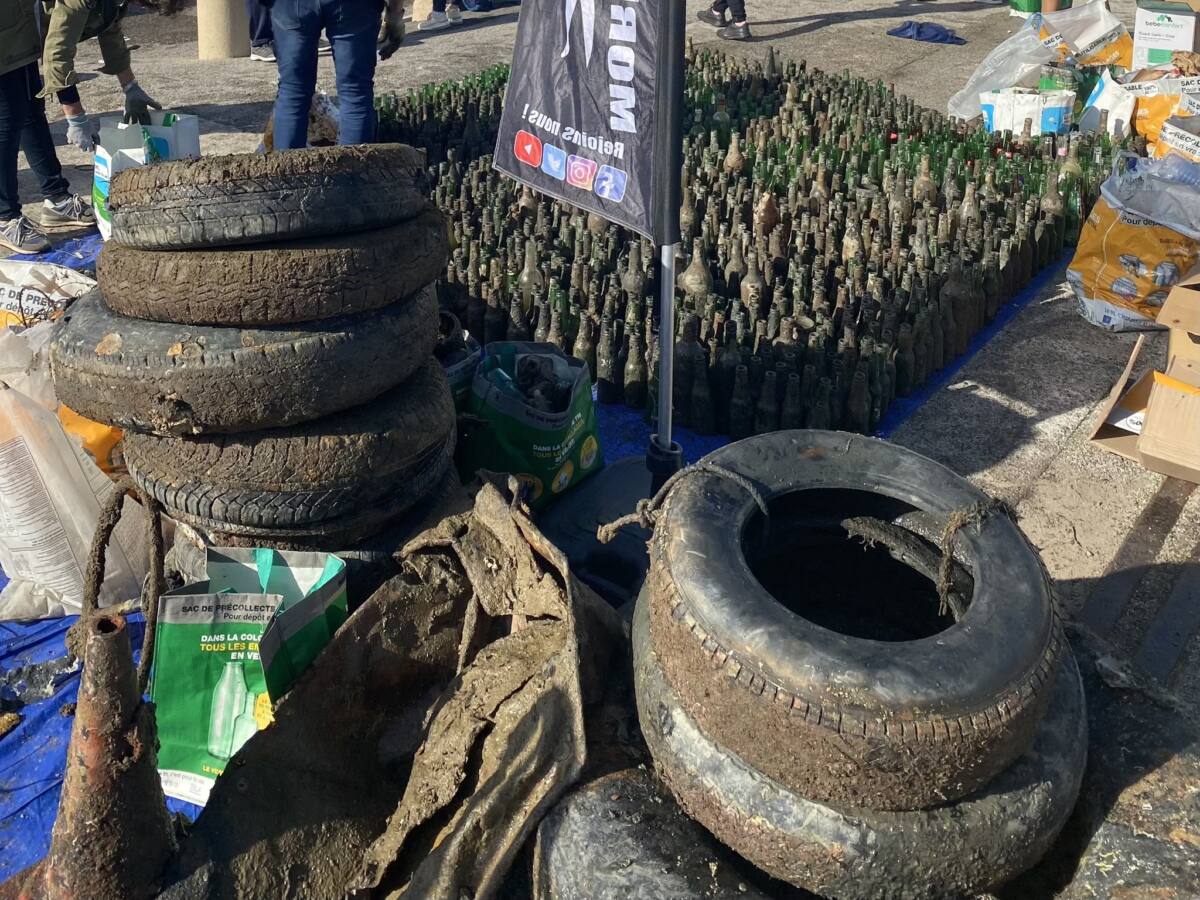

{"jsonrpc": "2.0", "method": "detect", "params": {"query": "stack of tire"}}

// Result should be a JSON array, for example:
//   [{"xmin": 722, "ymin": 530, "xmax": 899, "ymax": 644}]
[
  {"xmin": 541, "ymin": 431, "xmax": 1088, "ymax": 900},
  {"xmin": 48, "ymin": 146, "xmax": 457, "ymax": 585}
]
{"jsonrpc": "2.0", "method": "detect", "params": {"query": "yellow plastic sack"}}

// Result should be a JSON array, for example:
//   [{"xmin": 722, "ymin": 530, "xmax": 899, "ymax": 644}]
[
  {"xmin": 1035, "ymin": 2, "xmax": 1134, "ymax": 70},
  {"xmin": 1067, "ymin": 156, "xmax": 1200, "ymax": 331},
  {"xmin": 58, "ymin": 405, "xmax": 123, "ymax": 474},
  {"xmin": 1154, "ymin": 113, "xmax": 1200, "ymax": 163},
  {"xmin": 1128, "ymin": 76, "xmax": 1200, "ymax": 150}
]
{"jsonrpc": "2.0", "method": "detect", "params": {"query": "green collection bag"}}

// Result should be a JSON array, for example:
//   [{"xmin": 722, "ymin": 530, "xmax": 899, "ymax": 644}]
[
  {"xmin": 458, "ymin": 342, "xmax": 603, "ymax": 508},
  {"xmin": 150, "ymin": 548, "xmax": 347, "ymax": 805}
]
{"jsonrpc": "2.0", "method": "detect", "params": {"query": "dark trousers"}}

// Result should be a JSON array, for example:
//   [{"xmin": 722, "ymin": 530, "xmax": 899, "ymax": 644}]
[
  {"xmin": 1, "ymin": 63, "xmax": 70, "ymax": 221},
  {"xmin": 271, "ymin": 0, "xmax": 382, "ymax": 149},
  {"xmin": 712, "ymin": 0, "xmax": 747, "ymax": 22},
  {"xmin": 247, "ymin": 0, "xmax": 274, "ymax": 46}
]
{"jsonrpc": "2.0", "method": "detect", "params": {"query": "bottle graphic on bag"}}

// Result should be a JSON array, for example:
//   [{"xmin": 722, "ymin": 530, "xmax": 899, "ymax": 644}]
[{"xmin": 208, "ymin": 661, "xmax": 259, "ymax": 760}]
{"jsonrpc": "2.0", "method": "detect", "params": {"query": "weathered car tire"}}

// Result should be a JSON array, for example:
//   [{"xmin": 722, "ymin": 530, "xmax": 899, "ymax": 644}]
[
  {"xmin": 49, "ymin": 286, "xmax": 437, "ymax": 435},
  {"xmin": 646, "ymin": 430, "xmax": 1063, "ymax": 811},
  {"xmin": 97, "ymin": 208, "xmax": 448, "ymax": 326},
  {"xmin": 125, "ymin": 363, "xmax": 454, "ymax": 529},
  {"xmin": 169, "ymin": 432, "xmax": 456, "ymax": 547},
  {"xmin": 108, "ymin": 144, "xmax": 429, "ymax": 249},
  {"xmin": 633, "ymin": 595, "xmax": 1087, "ymax": 900},
  {"xmin": 166, "ymin": 467, "xmax": 465, "ymax": 605},
  {"xmin": 533, "ymin": 768, "xmax": 773, "ymax": 900}
]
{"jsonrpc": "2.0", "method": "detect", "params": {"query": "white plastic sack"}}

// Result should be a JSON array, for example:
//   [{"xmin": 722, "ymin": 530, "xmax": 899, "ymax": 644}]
[
  {"xmin": 949, "ymin": 1, "xmax": 1134, "ymax": 121},
  {"xmin": 949, "ymin": 21, "xmax": 1052, "ymax": 121},
  {"xmin": 980, "ymin": 89, "xmax": 1076, "ymax": 135},
  {"xmin": 1079, "ymin": 70, "xmax": 1137, "ymax": 139},
  {"xmin": 0, "ymin": 323, "xmax": 148, "ymax": 620},
  {"xmin": 94, "ymin": 110, "xmax": 202, "ymax": 240},
  {"xmin": 0, "ymin": 260, "xmax": 96, "ymax": 328}
]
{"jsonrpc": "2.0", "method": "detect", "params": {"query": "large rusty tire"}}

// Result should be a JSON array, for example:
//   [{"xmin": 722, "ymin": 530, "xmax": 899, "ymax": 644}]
[
  {"xmin": 97, "ymin": 208, "xmax": 449, "ymax": 326},
  {"xmin": 533, "ymin": 768, "xmax": 774, "ymax": 900},
  {"xmin": 108, "ymin": 145, "xmax": 429, "ymax": 249},
  {"xmin": 645, "ymin": 430, "xmax": 1063, "ymax": 811},
  {"xmin": 125, "ymin": 363, "xmax": 454, "ymax": 529},
  {"xmin": 49, "ymin": 286, "xmax": 437, "ymax": 436},
  {"xmin": 167, "ymin": 431, "xmax": 456, "ymax": 548},
  {"xmin": 633, "ymin": 595, "xmax": 1087, "ymax": 900}
]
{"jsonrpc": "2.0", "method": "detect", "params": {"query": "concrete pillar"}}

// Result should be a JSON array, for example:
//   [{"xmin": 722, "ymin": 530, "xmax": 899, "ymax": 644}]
[{"xmin": 197, "ymin": 0, "xmax": 251, "ymax": 60}]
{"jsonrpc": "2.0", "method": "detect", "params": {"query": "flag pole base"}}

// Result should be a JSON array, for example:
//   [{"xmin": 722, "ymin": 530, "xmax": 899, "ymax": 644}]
[{"xmin": 646, "ymin": 435, "xmax": 683, "ymax": 494}]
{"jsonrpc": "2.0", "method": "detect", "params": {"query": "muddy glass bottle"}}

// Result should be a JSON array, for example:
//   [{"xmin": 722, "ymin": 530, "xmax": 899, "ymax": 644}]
[{"xmin": 729, "ymin": 365, "xmax": 754, "ymax": 439}]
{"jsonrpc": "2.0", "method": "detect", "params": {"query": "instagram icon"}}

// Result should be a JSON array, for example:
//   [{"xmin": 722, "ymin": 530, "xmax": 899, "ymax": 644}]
[{"xmin": 565, "ymin": 155, "xmax": 598, "ymax": 191}]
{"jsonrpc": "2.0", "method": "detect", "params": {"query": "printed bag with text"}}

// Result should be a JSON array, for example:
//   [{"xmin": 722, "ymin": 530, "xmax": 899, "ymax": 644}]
[
  {"xmin": 150, "ymin": 548, "xmax": 347, "ymax": 806},
  {"xmin": 458, "ymin": 341, "xmax": 603, "ymax": 509},
  {"xmin": 1067, "ymin": 154, "xmax": 1200, "ymax": 331},
  {"xmin": 93, "ymin": 110, "xmax": 201, "ymax": 239}
]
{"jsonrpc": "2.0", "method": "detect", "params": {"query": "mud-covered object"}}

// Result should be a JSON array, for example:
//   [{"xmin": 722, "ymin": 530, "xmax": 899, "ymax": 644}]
[
  {"xmin": 97, "ymin": 207, "xmax": 449, "ymax": 326},
  {"xmin": 124, "ymin": 363, "xmax": 456, "ymax": 529},
  {"xmin": 157, "ymin": 552, "xmax": 473, "ymax": 900},
  {"xmin": 347, "ymin": 481, "xmax": 620, "ymax": 899},
  {"xmin": 107, "ymin": 144, "xmax": 430, "ymax": 250},
  {"xmin": 645, "ymin": 430, "xmax": 1063, "ymax": 811},
  {"xmin": 633, "ymin": 595, "xmax": 1087, "ymax": 899},
  {"xmin": 165, "ymin": 470, "xmax": 471, "ymax": 608},
  {"xmin": 533, "ymin": 768, "xmax": 775, "ymax": 900},
  {"xmin": 159, "ymin": 481, "xmax": 616, "ymax": 900},
  {"xmin": 3, "ymin": 615, "xmax": 177, "ymax": 900},
  {"xmin": 48, "ymin": 286, "xmax": 437, "ymax": 435},
  {"xmin": 1001, "ymin": 624, "xmax": 1200, "ymax": 899}
]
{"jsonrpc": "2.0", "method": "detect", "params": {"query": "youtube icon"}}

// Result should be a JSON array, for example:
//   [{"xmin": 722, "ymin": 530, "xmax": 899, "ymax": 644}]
[{"xmin": 514, "ymin": 130, "xmax": 542, "ymax": 168}]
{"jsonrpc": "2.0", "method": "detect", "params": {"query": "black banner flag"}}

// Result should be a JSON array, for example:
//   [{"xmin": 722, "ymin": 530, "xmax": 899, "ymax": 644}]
[{"xmin": 493, "ymin": 0, "xmax": 677, "ymax": 243}]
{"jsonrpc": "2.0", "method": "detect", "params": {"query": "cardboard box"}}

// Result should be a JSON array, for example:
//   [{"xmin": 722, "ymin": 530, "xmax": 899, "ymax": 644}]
[
  {"xmin": 1093, "ymin": 266, "xmax": 1200, "ymax": 482},
  {"xmin": 1133, "ymin": 0, "xmax": 1200, "ymax": 70}
]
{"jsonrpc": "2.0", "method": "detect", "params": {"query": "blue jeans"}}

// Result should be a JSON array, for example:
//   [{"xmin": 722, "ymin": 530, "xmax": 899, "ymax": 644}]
[
  {"xmin": 1, "ymin": 63, "xmax": 71, "ymax": 221},
  {"xmin": 247, "ymin": 0, "xmax": 273, "ymax": 46},
  {"xmin": 270, "ymin": 0, "xmax": 382, "ymax": 149}
]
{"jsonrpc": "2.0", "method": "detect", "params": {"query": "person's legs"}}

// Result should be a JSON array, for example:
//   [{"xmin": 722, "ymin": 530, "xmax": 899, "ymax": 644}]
[
  {"xmin": 0, "ymin": 66, "xmax": 31, "ymax": 222},
  {"xmin": 697, "ymin": 0, "xmax": 728, "ymax": 28},
  {"xmin": 717, "ymin": 0, "xmax": 750, "ymax": 39},
  {"xmin": 0, "ymin": 66, "xmax": 51, "ymax": 252},
  {"xmin": 17, "ymin": 68, "xmax": 71, "ymax": 204},
  {"xmin": 272, "ymin": 0, "xmax": 322, "ymax": 149},
  {"xmin": 247, "ymin": 0, "xmax": 274, "ymax": 46},
  {"xmin": 325, "ymin": 0, "xmax": 381, "ymax": 145},
  {"xmin": 420, "ymin": 0, "xmax": 451, "ymax": 30}
]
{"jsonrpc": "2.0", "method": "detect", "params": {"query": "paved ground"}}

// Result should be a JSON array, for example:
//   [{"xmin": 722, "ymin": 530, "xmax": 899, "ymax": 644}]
[{"xmin": 12, "ymin": 0, "xmax": 1199, "ymax": 706}]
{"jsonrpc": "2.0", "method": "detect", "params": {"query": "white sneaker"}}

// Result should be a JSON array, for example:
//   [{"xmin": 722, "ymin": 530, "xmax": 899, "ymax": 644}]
[
  {"xmin": 0, "ymin": 216, "xmax": 51, "ymax": 254},
  {"xmin": 418, "ymin": 10, "xmax": 451, "ymax": 30},
  {"xmin": 36, "ymin": 194, "xmax": 95, "ymax": 228},
  {"xmin": 446, "ymin": 4, "xmax": 463, "ymax": 23}
]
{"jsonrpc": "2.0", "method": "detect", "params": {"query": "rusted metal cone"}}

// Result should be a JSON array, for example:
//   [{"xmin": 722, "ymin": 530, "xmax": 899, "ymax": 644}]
[{"xmin": 18, "ymin": 614, "xmax": 176, "ymax": 900}]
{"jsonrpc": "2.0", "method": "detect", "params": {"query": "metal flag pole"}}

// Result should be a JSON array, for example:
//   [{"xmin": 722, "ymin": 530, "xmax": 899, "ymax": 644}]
[{"xmin": 645, "ymin": 0, "xmax": 686, "ymax": 491}]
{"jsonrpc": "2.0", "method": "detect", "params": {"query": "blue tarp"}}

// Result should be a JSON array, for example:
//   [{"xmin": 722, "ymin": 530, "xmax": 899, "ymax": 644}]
[
  {"xmin": 0, "ymin": 234, "xmax": 1063, "ymax": 881},
  {"xmin": 7, "ymin": 233, "xmax": 104, "ymax": 272}
]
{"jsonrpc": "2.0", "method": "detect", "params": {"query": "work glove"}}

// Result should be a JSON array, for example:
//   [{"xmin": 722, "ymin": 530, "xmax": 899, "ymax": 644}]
[
  {"xmin": 122, "ymin": 81, "xmax": 161, "ymax": 126},
  {"xmin": 378, "ymin": 5, "xmax": 405, "ymax": 60},
  {"xmin": 66, "ymin": 113, "xmax": 98, "ymax": 153}
]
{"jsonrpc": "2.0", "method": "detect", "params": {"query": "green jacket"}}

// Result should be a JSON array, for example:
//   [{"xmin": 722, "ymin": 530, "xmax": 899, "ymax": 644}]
[
  {"xmin": 1, "ymin": 2, "xmax": 43, "ymax": 77},
  {"xmin": 39, "ymin": 0, "xmax": 131, "ymax": 96}
]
